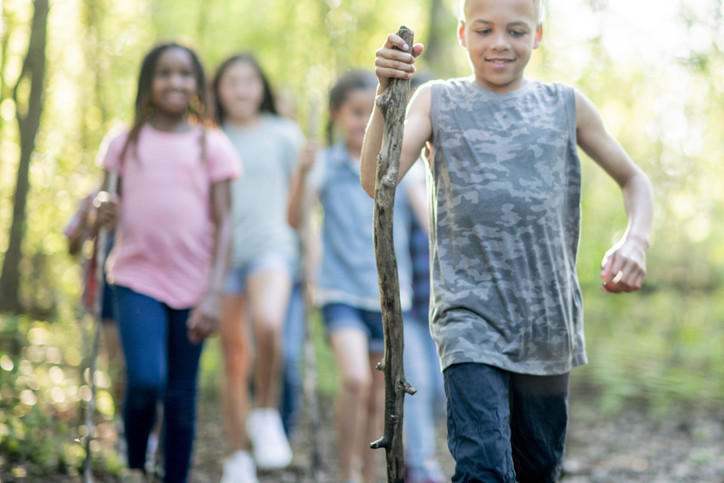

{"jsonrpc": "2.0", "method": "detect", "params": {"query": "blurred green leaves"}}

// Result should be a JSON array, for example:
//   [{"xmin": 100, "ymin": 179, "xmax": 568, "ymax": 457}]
[{"xmin": 0, "ymin": 0, "xmax": 723, "ymax": 476}]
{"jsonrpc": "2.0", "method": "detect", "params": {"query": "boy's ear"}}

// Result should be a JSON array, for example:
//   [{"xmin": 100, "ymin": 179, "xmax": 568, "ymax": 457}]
[
  {"xmin": 457, "ymin": 19, "xmax": 467, "ymax": 48},
  {"xmin": 533, "ymin": 23, "xmax": 543, "ymax": 49}
]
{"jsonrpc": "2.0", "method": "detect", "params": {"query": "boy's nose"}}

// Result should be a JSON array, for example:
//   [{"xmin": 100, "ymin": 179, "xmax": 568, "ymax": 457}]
[{"xmin": 491, "ymin": 33, "xmax": 510, "ymax": 50}]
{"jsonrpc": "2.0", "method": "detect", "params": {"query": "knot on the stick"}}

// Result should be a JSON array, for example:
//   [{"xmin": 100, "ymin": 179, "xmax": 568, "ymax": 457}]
[
  {"xmin": 381, "ymin": 167, "xmax": 399, "ymax": 188},
  {"xmin": 370, "ymin": 435, "xmax": 391, "ymax": 450},
  {"xmin": 403, "ymin": 380, "xmax": 417, "ymax": 396},
  {"xmin": 376, "ymin": 89, "xmax": 394, "ymax": 112}
]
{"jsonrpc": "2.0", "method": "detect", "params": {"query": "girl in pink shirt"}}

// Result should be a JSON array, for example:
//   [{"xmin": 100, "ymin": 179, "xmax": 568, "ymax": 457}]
[{"xmin": 94, "ymin": 41, "xmax": 241, "ymax": 482}]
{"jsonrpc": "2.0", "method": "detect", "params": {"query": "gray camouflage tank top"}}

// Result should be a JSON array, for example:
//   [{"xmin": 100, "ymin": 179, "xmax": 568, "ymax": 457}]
[{"xmin": 428, "ymin": 77, "xmax": 586, "ymax": 375}]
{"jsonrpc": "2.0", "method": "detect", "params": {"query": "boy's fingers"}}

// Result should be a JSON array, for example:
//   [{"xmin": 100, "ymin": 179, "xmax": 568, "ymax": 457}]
[
  {"xmin": 383, "ymin": 33, "xmax": 424, "ymax": 55},
  {"xmin": 601, "ymin": 254, "xmax": 645, "ymax": 292},
  {"xmin": 600, "ymin": 253, "xmax": 620, "ymax": 279},
  {"xmin": 376, "ymin": 47, "xmax": 417, "ymax": 67},
  {"xmin": 375, "ymin": 53, "xmax": 417, "ymax": 76},
  {"xmin": 375, "ymin": 66, "xmax": 415, "ymax": 82},
  {"xmin": 385, "ymin": 33, "xmax": 408, "ymax": 51}
]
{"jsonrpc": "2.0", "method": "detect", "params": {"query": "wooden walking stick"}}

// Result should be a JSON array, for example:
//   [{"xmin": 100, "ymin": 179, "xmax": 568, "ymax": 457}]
[
  {"xmin": 83, "ymin": 172, "xmax": 118, "ymax": 483},
  {"xmin": 369, "ymin": 25, "xmax": 417, "ymax": 483}
]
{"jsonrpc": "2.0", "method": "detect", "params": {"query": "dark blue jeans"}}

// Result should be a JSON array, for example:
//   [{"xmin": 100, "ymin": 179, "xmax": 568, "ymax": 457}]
[
  {"xmin": 280, "ymin": 281, "xmax": 305, "ymax": 436},
  {"xmin": 444, "ymin": 363, "xmax": 569, "ymax": 483},
  {"xmin": 115, "ymin": 286, "xmax": 204, "ymax": 483}
]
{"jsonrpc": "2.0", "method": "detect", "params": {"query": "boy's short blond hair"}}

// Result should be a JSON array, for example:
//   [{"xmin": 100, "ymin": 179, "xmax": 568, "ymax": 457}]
[{"xmin": 458, "ymin": 0, "xmax": 543, "ymax": 23}]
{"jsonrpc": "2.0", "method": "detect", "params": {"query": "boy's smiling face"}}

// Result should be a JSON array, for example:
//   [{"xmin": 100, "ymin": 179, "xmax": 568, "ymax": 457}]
[{"xmin": 458, "ymin": 0, "xmax": 542, "ymax": 94}]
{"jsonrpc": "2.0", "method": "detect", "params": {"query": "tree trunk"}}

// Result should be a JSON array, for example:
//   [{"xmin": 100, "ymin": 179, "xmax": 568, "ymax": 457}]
[
  {"xmin": 369, "ymin": 26, "xmax": 416, "ymax": 483},
  {"xmin": 0, "ymin": 0, "xmax": 49, "ymax": 313},
  {"xmin": 424, "ymin": 0, "xmax": 447, "ymax": 72},
  {"xmin": 0, "ymin": 2, "xmax": 11, "ymax": 135}
]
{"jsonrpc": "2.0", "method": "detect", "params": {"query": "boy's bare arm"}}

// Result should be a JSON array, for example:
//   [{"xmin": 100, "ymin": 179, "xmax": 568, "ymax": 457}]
[
  {"xmin": 361, "ymin": 34, "xmax": 428, "ymax": 197},
  {"xmin": 407, "ymin": 166, "xmax": 431, "ymax": 234},
  {"xmin": 575, "ymin": 89, "xmax": 654, "ymax": 293}
]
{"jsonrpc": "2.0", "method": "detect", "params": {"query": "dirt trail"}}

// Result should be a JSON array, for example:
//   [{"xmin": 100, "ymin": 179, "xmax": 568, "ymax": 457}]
[
  {"xmin": 191, "ymin": 389, "xmax": 724, "ymax": 483},
  {"xmin": 3, "ymin": 389, "xmax": 721, "ymax": 481}
]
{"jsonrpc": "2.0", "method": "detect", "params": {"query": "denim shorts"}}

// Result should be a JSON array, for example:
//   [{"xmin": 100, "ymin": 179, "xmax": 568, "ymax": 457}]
[
  {"xmin": 224, "ymin": 253, "xmax": 292, "ymax": 295},
  {"xmin": 443, "ymin": 363, "xmax": 569, "ymax": 483},
  {"xmin": 321, "ymin": 303, "xmax": 386, "ymax": 354}
]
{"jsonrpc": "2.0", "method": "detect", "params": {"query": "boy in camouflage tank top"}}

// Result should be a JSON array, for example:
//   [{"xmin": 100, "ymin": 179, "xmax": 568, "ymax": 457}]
[{"xmin": 361, "ymin": 0, "xmax": 654, "ymax": 481}]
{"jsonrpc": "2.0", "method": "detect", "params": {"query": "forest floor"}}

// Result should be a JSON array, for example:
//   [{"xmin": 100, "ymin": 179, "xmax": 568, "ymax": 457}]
[
  {"xmin": 188, "ymin": 389, "xmax": 724, "ymax": 483},
  {"xmin": 1, "ymin": 387, "xmax": 723, "ymax": 482}
]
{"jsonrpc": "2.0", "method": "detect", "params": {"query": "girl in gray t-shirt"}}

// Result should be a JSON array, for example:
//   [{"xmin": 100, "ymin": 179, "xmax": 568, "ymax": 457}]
[{"xmin": 212, "ymin": 53, "xmax": 303, "ymax": 481}]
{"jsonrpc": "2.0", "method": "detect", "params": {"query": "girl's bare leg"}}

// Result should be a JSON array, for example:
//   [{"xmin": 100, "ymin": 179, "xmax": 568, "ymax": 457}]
[
  {"xmin": 363, "ymin": 351, "xmax": 386, "ymax": 483},
  {"xmin": 219, "ymin": 294, "xmax": 253, "ymax": 452},
  {"xmin": 246, "ymin": 268, "xmax": 292, "ymax": 408},
  {"xmin": 330, "ymin": 328, "xmax": 373, "ymax": 482}
]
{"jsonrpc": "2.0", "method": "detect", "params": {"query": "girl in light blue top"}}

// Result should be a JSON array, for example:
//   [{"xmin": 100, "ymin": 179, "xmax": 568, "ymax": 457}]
[{"xmin": 288, "ymin": 70, "xmax": 424, "ymax": 483}]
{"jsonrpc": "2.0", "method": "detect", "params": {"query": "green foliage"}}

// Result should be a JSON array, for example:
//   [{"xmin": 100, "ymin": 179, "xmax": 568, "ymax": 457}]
[
  {"xmin": 1, "ymin": 0, "xmax": 724, "ymax": 476},
  {"xmin": 574, "ymin": 287, "xmax": 724, "ymax": 414},
  {"xmin": 309, "ymin": 308, "xmax": 340, "ymax": 398},
  {"xmin": 0, "ymin": 313, "xmax": 112, "ymax": 477}
]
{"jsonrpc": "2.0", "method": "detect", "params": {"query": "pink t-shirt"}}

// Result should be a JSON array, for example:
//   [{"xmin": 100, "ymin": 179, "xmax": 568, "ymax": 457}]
[{"xmin": 102, "ymin": 124, "xmax": 242, "ymax": 308}]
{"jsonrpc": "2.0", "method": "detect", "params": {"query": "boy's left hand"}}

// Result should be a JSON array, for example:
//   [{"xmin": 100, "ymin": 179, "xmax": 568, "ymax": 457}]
[
  {"xmin": 187, "ymin": 292, "xmax": 221, "ymax": 343},
  {"xmin": 600, "ymin": 237, "xmax": 648, "ymax": 293}
]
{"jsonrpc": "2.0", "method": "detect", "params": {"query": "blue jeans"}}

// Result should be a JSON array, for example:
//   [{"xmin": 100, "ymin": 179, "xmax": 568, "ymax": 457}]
[
  {"xmin": 444, "ymin": 363, "xmax": 569, "ymax": 483},
  {"xmin": 115, "ymin": 286, "xmax": 204, "ymax": 483},
  {"xmin": 403, "ymin": 315, "xmax": 445, "ymax": 481},
  {"xmin": 280, "ymin": 281, "xmax": 305, "ymax": 436}
]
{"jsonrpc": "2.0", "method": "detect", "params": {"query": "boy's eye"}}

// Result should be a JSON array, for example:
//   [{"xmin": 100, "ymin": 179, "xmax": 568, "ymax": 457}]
[
  {"xmin": 509, "ymin": 30, "xmax": 526, "ymax": 37},
  {"xmin": 476, "ymin": 29, "xmax": 492, "ymax": 35}
]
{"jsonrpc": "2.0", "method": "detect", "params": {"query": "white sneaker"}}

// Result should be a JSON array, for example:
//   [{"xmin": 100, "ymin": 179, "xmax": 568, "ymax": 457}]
[
  {"xmin": 246, "ymin": 408, "xmax": 293, "ymax": 470},
  {"xmin": 220, "ymin": 450, "xmax": 258, "ymax": 483},
  {"xmin": 145, "ymin": 432, "xmax": 161, "ymax": 476}
]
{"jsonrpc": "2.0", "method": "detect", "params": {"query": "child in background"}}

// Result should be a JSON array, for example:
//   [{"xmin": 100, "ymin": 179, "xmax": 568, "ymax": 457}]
[
  {"xmin": 64, "ymin": 193, "xmax": 122, "ymax": 405},
  {"xmin": 288, "ymin": 69, "xmax": 424, "ymax": 483},
  {"xmin": 93, "ymin": 41, "xmax": 241, "ymax": 483},
  {"xmin": 211, "ymin": 53, "xmax": 303, "ymax": 482},
  {"xmin": 272, "ymin": 85, "xmax": 308, "ymax": 440},
  {"xmin": 361, "ymin": 0, "xmax": 654, "ymax": 480},
  {"xmin": 401, "ymin": 75, "xmax": 447, "ymax": 483}
]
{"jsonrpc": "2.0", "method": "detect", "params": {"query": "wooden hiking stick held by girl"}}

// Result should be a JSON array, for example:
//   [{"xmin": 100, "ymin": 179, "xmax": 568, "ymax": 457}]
[{"xmin": 83, "ymin": 171, "xmax": 117, "ymax": 483}]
